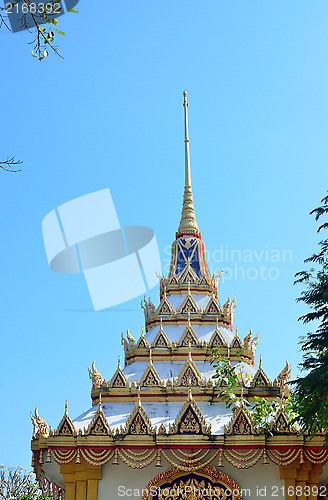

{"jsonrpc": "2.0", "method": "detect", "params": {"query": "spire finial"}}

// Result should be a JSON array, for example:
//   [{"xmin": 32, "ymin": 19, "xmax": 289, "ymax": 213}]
[
  {"xmin": 178, "ymin": 91, "xmax": 199, "ymax": 236},
  {"xmin": 118, "ymin": 356, "xmax": 121, "ymax": 369}
]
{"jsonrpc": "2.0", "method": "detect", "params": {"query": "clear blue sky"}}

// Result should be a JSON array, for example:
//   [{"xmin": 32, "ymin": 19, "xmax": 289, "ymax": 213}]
[{"xmin": 1, "ymin": 1, "xmax": 328, "ymax": 469}]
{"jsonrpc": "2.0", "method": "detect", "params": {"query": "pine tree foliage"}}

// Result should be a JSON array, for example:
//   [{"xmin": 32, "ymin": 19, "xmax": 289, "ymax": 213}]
[{"xmin": 292, "ymin": 193, "xmax": 328, "ymax": 437}]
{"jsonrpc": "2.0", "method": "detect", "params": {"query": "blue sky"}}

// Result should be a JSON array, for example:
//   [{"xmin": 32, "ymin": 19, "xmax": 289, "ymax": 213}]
[{"xmin": 1, "ymin": 1, "xmax": 328, "ymax": 468}]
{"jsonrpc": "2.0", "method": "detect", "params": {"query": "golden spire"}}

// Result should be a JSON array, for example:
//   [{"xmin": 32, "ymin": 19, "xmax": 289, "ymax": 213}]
[{"xmin": 178, "ymin": 91, "xmax": 199, "ymax": 236}]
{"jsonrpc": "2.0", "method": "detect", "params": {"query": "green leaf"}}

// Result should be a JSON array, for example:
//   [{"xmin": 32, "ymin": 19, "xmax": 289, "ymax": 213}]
[
  {"xmin": 68, "ymin": 8, "xmax": 78, "ymax": 12},
  {"xmin": 57, "ymin": 30, "xmax": 66, "ymax": 35}
]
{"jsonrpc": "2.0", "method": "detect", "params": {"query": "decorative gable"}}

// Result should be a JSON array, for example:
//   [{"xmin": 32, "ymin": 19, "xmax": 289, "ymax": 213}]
[
  {"xmin": 251, "ymin": 358, "xmax": 272, "ymax": 388},
  {"xmin": 109, "ymin": 371, "xmax": 128, "ymax": 389},
  {"xmin": 178, "ymin": 294, "xmax": 199, "ymax": 315},
  {"xmin": 55, "ymin": 403, "xmax": 76, "ymax": 437},
  {"xmin": 85, "ymin": 404, "xmax": 112, "ymax": 436},
  {"xmin": 224, "ymin": 406, "xmax": 256, "ymax": 436},
  {"xmin": 139, "ymin": 360, "xmax": 162, "ymax": 388},
  {"xmin": 209, "ymin": 327, "xmax": 225, "ymax": 347},
  {"xmin": 169, "ymin": 274, "xmax": 179, "ymax": 285},
  {"xmin": 230, "ymin": 332, "xmax": 242, "ymax": 349},
  {"xmin": 204, "ymin": 296, "xmax": 221, "ymax": 315},
  {"xmin": 176, "ymin": 352, "xmax": 201, "ymax": 387},
  {"xmin": 124, "ymin": 402, "xmax": 154, "ymax": 436},
  {"xmin": 157, "ymin": 297, "xmax": 174, "ymax": 315},
  {"xmin": 198, "ymin": 274, "xmax": 210, "ymax": 286},
  {"xmin": 108, "ymin": 357, "xmax": 128, "ymax": 388},
  {"xmin": 180, "ymin": 267, "xmax": 199, "ymax": 284},
  {"xmin": 169, "ymin": 391, "xmax": 211, "ymax": 435},
  {"xmin": 270, "ymin": 407, "xmax": 294, "ymax": 434},
  {"xmin": 178, "ymin": 325, "xmax": 199, "ymax": 347},
  {"xmin": 152, "ymin": 324, "xmax": 170, "ymax": 348},
  {"xmin": 136, "ymin": 330, "xmax": 149, "ymax": 349}
]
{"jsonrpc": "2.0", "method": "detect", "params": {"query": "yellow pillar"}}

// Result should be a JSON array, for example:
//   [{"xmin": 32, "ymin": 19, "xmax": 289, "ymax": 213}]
[
  {"xmin": 307, "ymin": 463, "xmax": 323, "ymax": 500},
  {"xmin": 295, "ymin": 460, "xmax": 311, "ymax": 500},
  {"xmin": 280, "ymin": 465, "xmax": 299, "ymax": 500},
  {"xmin": 60, "ymin": 457, "xmax": 102, "ymax": 500}
]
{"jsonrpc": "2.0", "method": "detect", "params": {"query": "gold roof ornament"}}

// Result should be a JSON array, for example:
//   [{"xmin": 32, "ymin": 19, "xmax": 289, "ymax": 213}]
[
  {"xmin": 32, "ymin": 407, "xmax": 49, "ymax": 438},
  {"xmin": 177, "ymin": 91, "xmax": 199, "ymax": 237},
  {"xmin": 88, "ymin": 361, "xmax": 104, "ymax": 388}
]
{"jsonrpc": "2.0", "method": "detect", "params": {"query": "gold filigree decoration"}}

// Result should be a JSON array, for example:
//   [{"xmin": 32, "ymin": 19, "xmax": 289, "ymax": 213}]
[
  {"xmin": 152, "ymin": 322, "xmax": 170, "ymax": 348},
  {"xmin": 270, "ymin": 407, "xmax": 295, "ymax": 434},
  {"xmin": 157, "ymin": 297, "xmax": 174, "ymax": 315},
  {"xmin": 231, "ymin": 330, "xmax": 242, "ymax": 349},
  {"xmin": 176, "ymin": 352, "xmax": 202, "ymax": 387},
  {"xmin": 84, "ymin": 401, "xmax": 112, "ymax": 437},
  {"xmin": 224, "ymin": 405, "xmax": 257, "ymax": 436},
  {"xmin": 209, "ymin": 321, "xmax": 226, "ymax": 347},
  {"xmin": 204, "ymin": 296, "xmax": 221, "ymax": 315},
  {"xmin": 55, "ymin": 402, "xmax": 77, "ymax": 437},
  {"xmin": 142, "ymin": 466, "xmax": 243, "ymax": 500},
  {"xmin": 32, "ymin": 407, "xmax": 49, "ymax": 437},
  {"xmin": 109, "ymin": 357, "xmax": 128, "ymax": 388},
  {"xmin": 139, "ymin": 359, "xmax": 162, "ymax": 388},
  {"xmin": 251, "ymin": 357, "xmax": 272, "ymax": 388},
  {"xmin": 169, "ymin": 390, "xmax": 211, "ymax": 435},
  {"xmin": 198, "ymin": 274, "xmax": 210, "ymax": 286},
  {"xmin": 136, "ymin": 328, "xmax": 149, "ymax": 348},
  {"xmin": 88, "ymin": 361, "xmax": 104, "ymax": 388},
  {"xmin": 178, "ymin": 294, "xmax": 199, "ymax": 315},
  {"xmin": 124, "ymin": 401, "xmax": 154, "ymax": 436},
  {"xmin": 178, "ymin": 325, "xmax": 199, "ymax": 347}
]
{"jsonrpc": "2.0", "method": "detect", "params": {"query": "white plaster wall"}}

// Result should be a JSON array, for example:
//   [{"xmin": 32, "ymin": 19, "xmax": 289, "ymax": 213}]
[{"xmin": 98, "ymin": 457, "xmax": 285, "ymax": 500}]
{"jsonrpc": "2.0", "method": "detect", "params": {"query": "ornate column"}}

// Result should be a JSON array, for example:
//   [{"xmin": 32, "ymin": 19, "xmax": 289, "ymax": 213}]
[
  {"xmin": 295, "ymin": 460, "xmax": 311, "ymax": 500},
  {"xmin": 307, "ymin": 463, "xmax": 323, "ymax": 500},
  {"xmin": 60, "ymin": 458, "xmax": 102, "ymax": 500},
  {"xmin": 280, "ymin": 464, "xmax": 299, "ymax": 500}
]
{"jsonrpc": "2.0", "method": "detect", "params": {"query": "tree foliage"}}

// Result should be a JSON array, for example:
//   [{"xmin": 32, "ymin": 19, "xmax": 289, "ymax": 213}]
[
  {"xmin": 292, "ymin": 193, "xmax": 328, "ymax": 437},
  {"xmin": 0, "ymin": 0, "xmax": 77, "ymax": 60},
  {"xmin": 0, "ymin": 465, "xmax": 52, "ymax": 500}
]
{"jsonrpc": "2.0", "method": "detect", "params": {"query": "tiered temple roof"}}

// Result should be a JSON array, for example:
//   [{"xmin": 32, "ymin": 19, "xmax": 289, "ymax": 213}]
[{"xmin": 30, "ymin": 93, "xmax": 328, "ymax": 499}]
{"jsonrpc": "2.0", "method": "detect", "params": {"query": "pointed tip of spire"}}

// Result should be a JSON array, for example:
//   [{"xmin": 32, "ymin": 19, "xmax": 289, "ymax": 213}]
[
  {"xmin": 118, "ymin": 355, "xmax": 121, "ymax": 369},
  {"xmin": 65, "ymin": 400, "xmax": 68, "ymax": 416},
  {"xmin": 98, "ymin": 393, "xmax": 102, "ymax": 409},
  {"xmin": 177, "ymin": 90, "xmax": 199, "ymax": 237}
]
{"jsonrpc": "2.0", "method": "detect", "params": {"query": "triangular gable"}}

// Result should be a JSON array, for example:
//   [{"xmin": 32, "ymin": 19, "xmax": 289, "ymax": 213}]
[
  {"xmin": 139, "ymin": 363, "xmax": 162, "ymax": 388},
  {"xmin": 124, "ymin": 405, "xmax": 154, "ymax": 435},
  {"xmin": 178, "ymin": 325, "xmax": 199, "ymax": 347},
  {"xmin": 152, "ymin": 330, "xmax": 170, "ymax": 348},
  {"xmin": 270, "ymin": 407, "xmax": 294, "ymax": 434},
  {"xmin": 224, "ymin": 406, "xmax": 256, "ymax": 436},
  {"xmin": 204, "ymin": 297, "xmax": 221, "ymax": 315},
  {"xmin": 169, "ymin": 397, "xmax": 211, "ymax": 435},
  {"xmin": 177, "ymin": 354, "xmax": 202, "ymax": 387},
  {"xmin": 178, "ymin": 295, "xmax": 199, "ymax": 315},
  {"xmin": 136, "ymin": 333, "xmax": 149, "ymax": 349},
  {"xmin": 209, "ymin": 329, "xmax": 226, "ymax": 347},
  {"xmin": 85, "ymin": 406, "xmax": 112, "ymax": 436},
  {"xmin": 180, "ymin": 266, "xmax": 199, "ymax": 284},
  {"xmin": 251, "ymin": 366, "xmax": 272, "ymax": 388},
  {"xmin": 157, "ymin": 297, "xmax": 174, "ymax": 315},
  {"xmin": 230, "ymin": 334, "xmax": 242, "ymax": 349},
  {"xmin": 198, "ymin": 274, "xmax": 210, "ymax": 286},
  {"xmin": 109, "ymin": 369, "xmax": 128, "ymax": 389},
  {"xmin": 55, "ymin": 409, "xmax": 76, "ymax": 437},
  {"xmin": 169, "ymin": 274, "xmax": 179, "ymax": 285}
]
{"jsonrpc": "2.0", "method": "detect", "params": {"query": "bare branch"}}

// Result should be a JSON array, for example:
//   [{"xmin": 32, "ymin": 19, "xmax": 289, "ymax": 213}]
[{"xmin": 0, "ymin": 156, "xmax": 23, "ymax": 172}]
